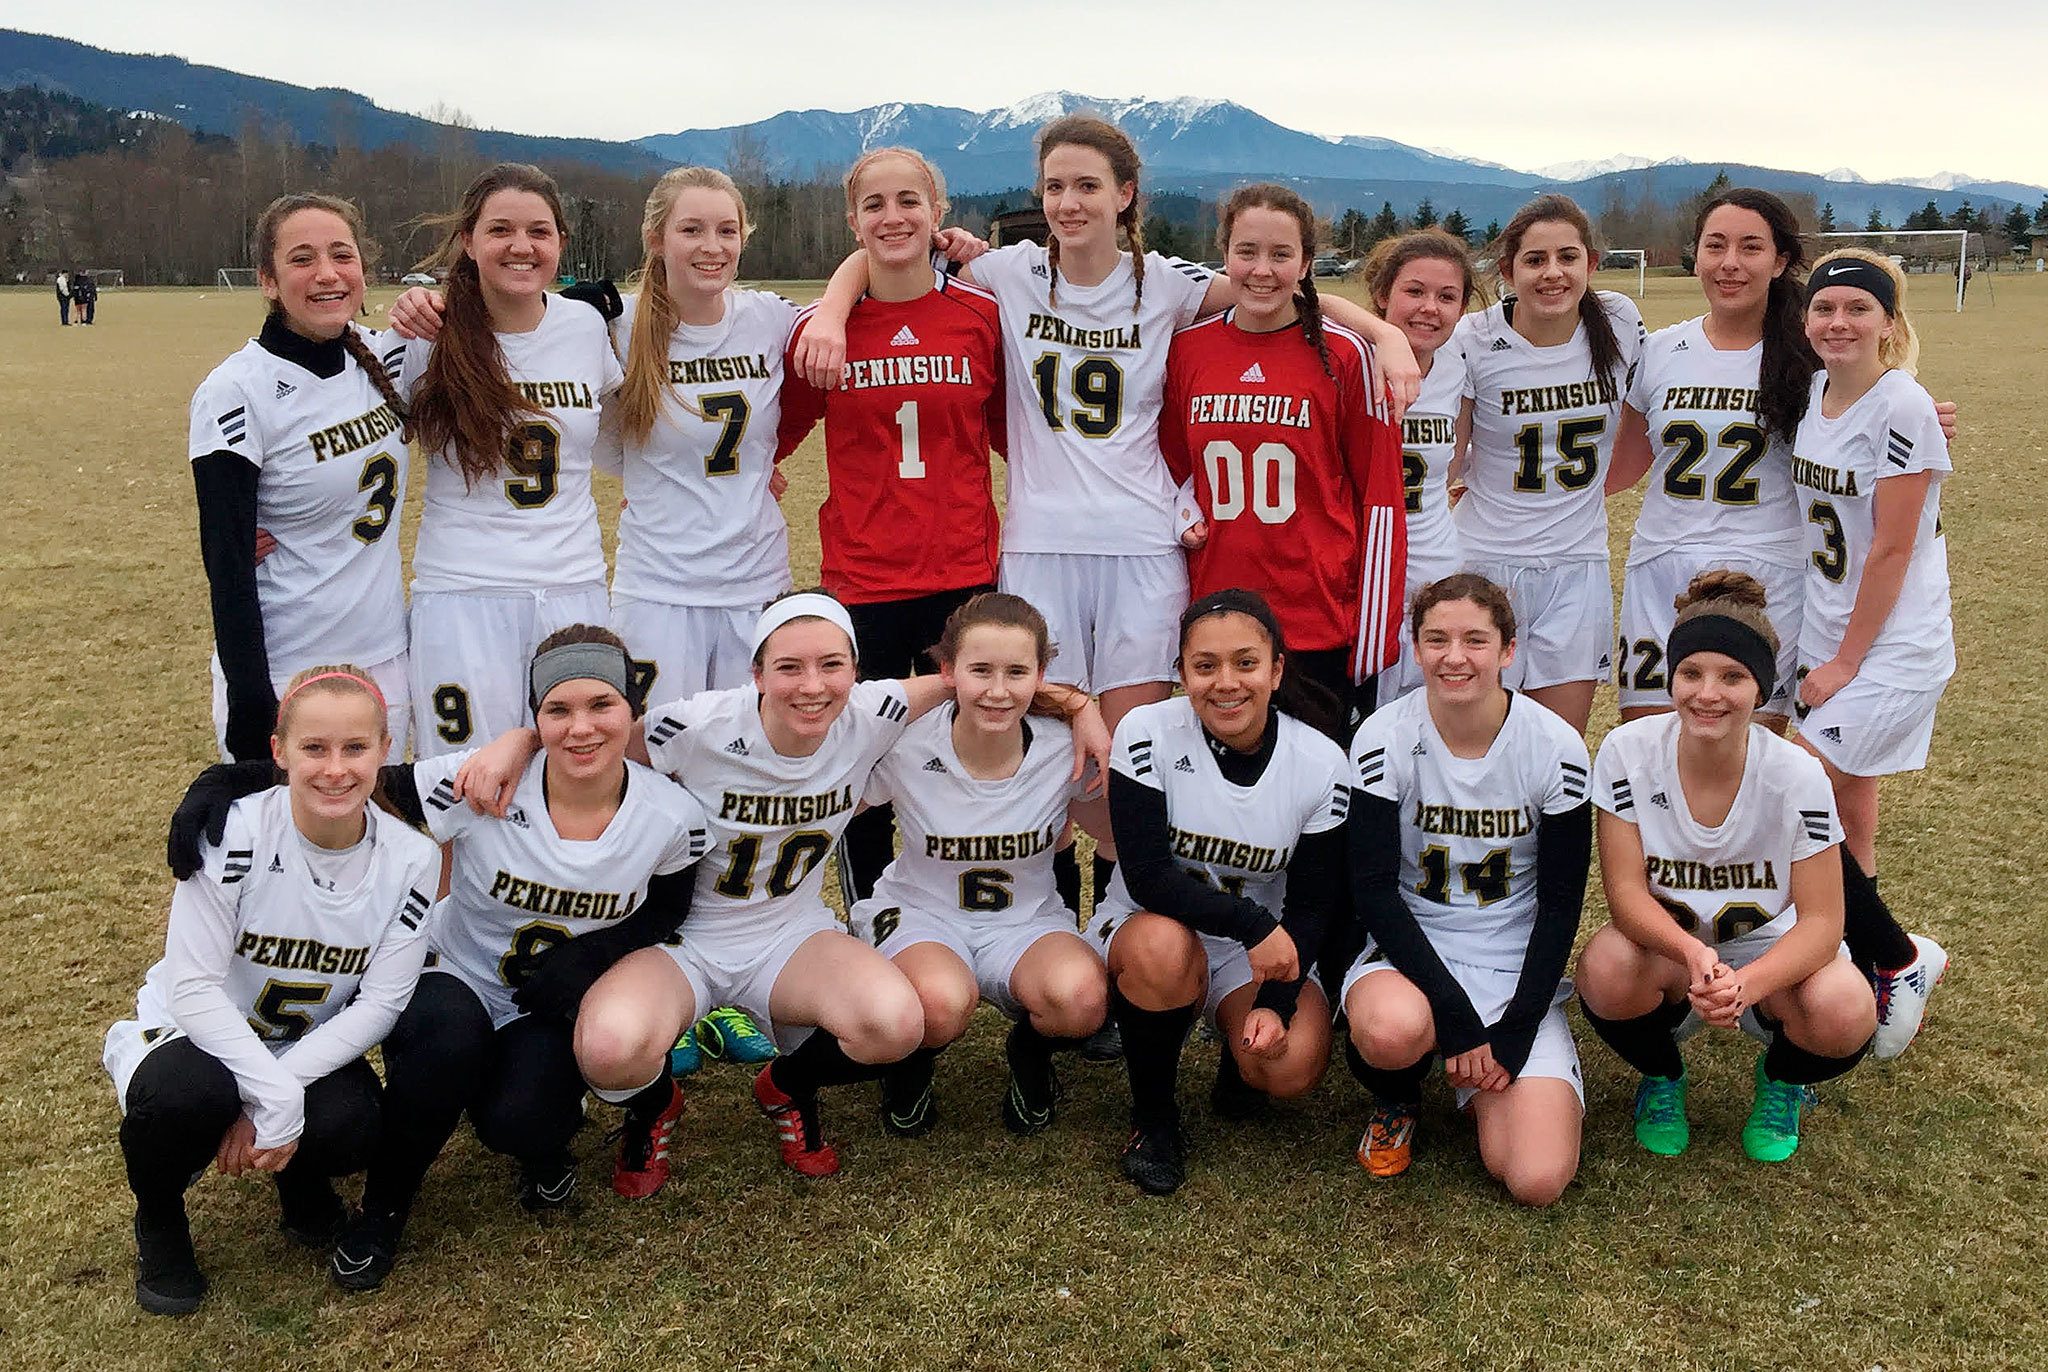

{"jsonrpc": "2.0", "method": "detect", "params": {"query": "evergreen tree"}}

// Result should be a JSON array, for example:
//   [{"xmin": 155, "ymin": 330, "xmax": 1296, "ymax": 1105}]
[
  {"xmin": 1817, "ymin": 202, "xmax": 1837, "ymax": 232},
  {"xmin": 1946, "ymin": 200, "xmax": 1975, "ymax": 231},
  {"xmin": 1865, "ymin": 207, "xmax": 1887, "ymax": 232},
  {"xmin": 2004, "ymin": 205, "xmax": 2031, "ymax": 241},
  {"xmin": 1410, "ymin": 197, "xmax": 1436, "ymax": 230},
  {"xmin": 1483, "ymin": 218, "xmax": 1502, "ymax": 243},
  {"xmin": 1334, "ymin": 207, "xmax": 1368, "ymax": 256},
  {"xmin": 1367, "ymin": 200, "xmax": 1401, "ymax": 247},
  {"xmin": 1442, "ymin": 208, "xmax": 1472, "ymax": 242}
]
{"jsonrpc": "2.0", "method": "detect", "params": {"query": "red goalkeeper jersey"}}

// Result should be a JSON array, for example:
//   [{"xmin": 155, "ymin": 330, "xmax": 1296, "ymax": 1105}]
[
  {"xmin": 778, "ymin": 271, "xmax": 1005, "ymax": 603},
  {"xmin": 1160, "ymin": 311, "xmax": 1408, "ymax": 673}
]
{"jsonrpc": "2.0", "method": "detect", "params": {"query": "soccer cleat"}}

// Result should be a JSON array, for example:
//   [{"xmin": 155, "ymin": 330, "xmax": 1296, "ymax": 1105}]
[
  {"xmin": 753, "ymin": 1066, "xmax": 841, "ymax": 1178},
  {"xmin": 611, "ymin": 1080, "xmax": 684, "ymax": 1199},
  {"xmin": 1870, "ymin": 933, "xmax": 1949, "ymax": 1060},
  {"xmin": 668, "ymin": 1026, "xmax": 703, "ymax": 1079},
  {"xmin": 134, "ymin": 1209, "xmax": 207, "ymax": 1317},
  {"xmin": 1000, "ymin": 1021, "xmax": 1058, "ymax": 1136},
  {"xmin": 1355, "ymin": 1099, "xmax": 1419, "ymax": 1179},
  {"xmin": 879, "ymin": 1056, "xmax": 938, "ymax": 1139},
  {"xmin": 276, "ymin": 1175, "xmax": 348, "ymax": 1247},
  {"xmin": 516, "ymin": 1155, "xmax": 579, "ymax": 1212},
  {"xmin": 1632, "ymin": 1073, "xmax": 1691, "ymax": 1157},
  {"xmin": 1078, "ymin": 1022, "xmax": 1124, "ymax": 1062},
  {"xmin": 1742, "ymin": 1056, "xmax": 1815, "ymax": 1163},
  {"xmin": 329, "ymin": 1208, "xmax": 403, "ymax": 1293},
  {"xmin": 1120, "ymin": 1120, "xmax": 1188, "ymax": 1195},
  {"xmin": 698, "ymin": 1007, "xmax": 779, "ymax": 1064}
]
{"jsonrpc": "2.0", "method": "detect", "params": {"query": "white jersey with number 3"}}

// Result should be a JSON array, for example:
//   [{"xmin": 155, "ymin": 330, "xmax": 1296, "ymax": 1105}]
[
  {"xmin": 1593, "ymin": 714, "xmax": 1841, "ymax": 950},
  {"xmin": 644, "ymin": 681, "xmax": 912, "ymax": 939},
  {"xmin": 971, "ymin": 243, "xmax": 1210, "ymax": 556},
  {"xmin": 1403, "ymin": 348, "xmax": 1467, "ymax": 588},
  {"xmin": 1351, "ymin": 690, "xmax": 1590, "ymax": 971},
  {"xmin": 1454, "ymin": 291, "xmax": 1646, "ymax": 562},
  {"xmin": 414, "ymin": 751, "xmax": 710, "ymax": 1026},
  {"xmin": 404, "ymin": 297, "xmax": 624, "ymax": 594}
]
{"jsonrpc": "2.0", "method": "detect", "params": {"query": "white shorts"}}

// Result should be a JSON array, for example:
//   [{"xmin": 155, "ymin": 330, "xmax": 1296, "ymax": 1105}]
[
  {"xmin": 610, "ymin": 596, "xmax": 758, "ymax": 700},
  {"xmin": 1793, "ymin": 671, "xmax": 1945, "ymax": 778},
  {"xmin": 661, "ymin": 909, "xmax": 842, "ymax": 1053},
  {"xmin": 1464, "ymin": 557, "xmax": 1613, "ymax": 692},
  {"xmin": 1339, "ymin": 951, "xmax": 1583, "ymax": 1110},
  {"xmin": 1617, "ymin": 550, "xmax": 1802, "ymax": 715},
  {"xmin": 213, "ymin": 652, "xmax": 411, "ymax": 761},
  {"xmin": 103, "ymin": 1020, "xmax": 182, "ymax": 1109},
  {"xmin": 407, "ymin": 585, "xmax": 610, "ymax": 758},
  {"xmin": 1082, "ymin": 904, "xmax": 1251, "ymax": 1021},
  {"xmin": 849, "ymin": 898, "xmax": 1089, "ymax": 1018},
  {"xmin": 1000, "ymin": 551, "xmax": 1188, "ymax": 693}
]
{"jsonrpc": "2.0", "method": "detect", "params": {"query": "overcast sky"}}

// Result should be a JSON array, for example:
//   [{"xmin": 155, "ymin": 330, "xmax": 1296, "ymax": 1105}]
[{"xmin": 12, "ymin": 1, "xmax": 2044, "ymax": 186}]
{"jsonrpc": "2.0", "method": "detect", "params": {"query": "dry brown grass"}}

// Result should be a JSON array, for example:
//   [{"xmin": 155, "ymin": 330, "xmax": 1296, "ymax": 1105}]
[{"xmin": 2, "ymin": 270, "xmax": 2043, "ymax": 1369}]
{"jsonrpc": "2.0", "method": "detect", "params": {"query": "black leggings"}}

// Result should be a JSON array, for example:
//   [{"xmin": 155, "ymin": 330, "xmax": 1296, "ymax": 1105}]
[
  {"xmin": 120, "ymin": 1037, "xmax": 380, "ymax": 1217},
  {"xmin": 362, "ymin": 971, "xmax": 588, "ymax": 1217}
]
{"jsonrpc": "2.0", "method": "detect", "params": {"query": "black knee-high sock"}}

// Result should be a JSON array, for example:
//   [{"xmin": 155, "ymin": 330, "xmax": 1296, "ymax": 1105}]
[
  {"xmin": 1010, "ymin": 1018, "xmax": 1088, "ymax": 1066},
  {"xmin": 1580, "ymin": 998, "xmax": 1688, "ymax": 1080},
  {"xmin": 1092, "ymin": 854, "xmax": 1116, "ymax": 910},
  {"xmin": 622, "ymin": 1076, "xmax": 674, "ymax": 1119},
  {"xmin": 1341, "ymin": 1038, "xmax": 1430, "ymax": 1105},
  {"xmin": 770, "ymin": 1031, "xmax": 890, "ymax": 1099},
  {"xmin": 1840, "ymin": 849, "xmax": 1916, "ymax": 972},
  {"xmin": 881, "ymin": 1045, "xmax": 938, "ymax": 1094},
  {"xmin": 1764, "ymin": 1031, "xmax": 1872, "ymax": 1086},
  {"xmin": 1110, "ymin": 984, "xmax": 1195, "ymax": 1131},
  {"xmin": 1053, "ymin": 846, "xmax": 1082, "ymax": 916}
]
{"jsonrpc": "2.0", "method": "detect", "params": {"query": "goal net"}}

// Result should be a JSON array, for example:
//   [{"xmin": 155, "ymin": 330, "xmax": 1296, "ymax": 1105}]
[
  {"xmin": 1808, "ymin": 229, "xmax": 1979, "ymax": 311},
  {"xmin": 216, "ymin": 267, "xmax": 260, "ymax": 291},
  {"xmin": 1598, "ymin": 249, "xmax": 1647, "ymax": 298},
  {"xmin": 79, "ymin": 268, "xmax": 124, "ymax": 288}
]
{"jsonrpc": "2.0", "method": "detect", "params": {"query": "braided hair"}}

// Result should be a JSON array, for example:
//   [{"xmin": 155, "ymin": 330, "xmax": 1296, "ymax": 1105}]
[
  {"xmin": 1216, "ymin": 182, "xmax": 1333, "ymax": 379},
  {"xmin": 1691, "ymin": 188, "xmax": 1813, "ymax": 446},
  {"xmin": 1036, "ymin": 115, "xmax": 1146, "ymax": 315}
]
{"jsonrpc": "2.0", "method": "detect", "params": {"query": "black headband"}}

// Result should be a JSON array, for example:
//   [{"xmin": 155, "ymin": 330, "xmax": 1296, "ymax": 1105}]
[
  {"xmin": 1807, "ymin": 257, "xmax": 1897, "ymax": 313},
  {"xmin": 1666, "ymin": 614, "xmax": 1776, "ymax": 707},
  {"xmin": 1181, "ymin": 588, "xmax": 1287, "ymax": 658}
]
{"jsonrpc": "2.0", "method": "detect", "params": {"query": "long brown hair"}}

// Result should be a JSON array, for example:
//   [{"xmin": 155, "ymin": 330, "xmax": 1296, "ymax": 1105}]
[
  {"xmin": 409, "ymin": 163, "xmax": 567, "ymax": 486},
  {"xmin": 616, "ymin": 167, "xmax": 749, "ymax": 447},
  {"xmin": 253, "ymin": 193, "xmax": 407, "ymax": 430},
  {"xmin": 1692, "ymin": 188, "xmax": 1813, "ymax": 444},
  {"xmin": 1216, "ymin": 183, "xmax": 1333, "ymax": 378},
  {"xmin": 1363, "ymin": 228, "xmax": 1486, "ymax": 316},
  {"xmin": 1036, "ymin": 115, "xmax": 1146, "ymax": 313},
  {"xmin": 1493, "ymin": 194, "xmax": 1625, "ymax": 389}
]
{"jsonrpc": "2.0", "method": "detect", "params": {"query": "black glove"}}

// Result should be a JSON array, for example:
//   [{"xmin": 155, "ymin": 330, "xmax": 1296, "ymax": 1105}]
[
  {"xmin": 559, "ymin": 278, "xmax": 624, "ymax": 322},
  {"xmin": 512, "ymin": 931, "xmax": 629, "ymax": 1025},
  {"xmin": 167, "ymin": 760, "xmax": 277, "ymax": 879}
]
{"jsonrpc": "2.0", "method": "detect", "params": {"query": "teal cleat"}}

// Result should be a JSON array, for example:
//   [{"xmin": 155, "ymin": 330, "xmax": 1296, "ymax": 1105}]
[
  {"xmin": 668, "ymin": 1026, "xmax": 702, "ymax": 1080},
  {"xmin": 698, "ymin": 1007, "xmax": 779, "ymax": 1064}
]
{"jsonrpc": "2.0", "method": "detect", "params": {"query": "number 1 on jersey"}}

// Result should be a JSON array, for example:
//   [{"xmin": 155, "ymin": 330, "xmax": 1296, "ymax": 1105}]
[{"xmin": 894, "ymin": 400, "xmax": 925, "ymax": 479}]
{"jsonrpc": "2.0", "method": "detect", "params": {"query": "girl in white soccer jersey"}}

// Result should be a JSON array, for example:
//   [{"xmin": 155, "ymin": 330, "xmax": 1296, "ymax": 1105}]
[
  {"xmin": 401, "ymin": 163, "xmax": 624, "ymax": 757},
  {"xmin": 113, "ymin": 667, "xmax": 437, "ymax": 1317},
  {"xmin": 846, "ymin": 593, "xmax": 1107, "ymax": 1138},
  {"xmin": 1578, "ymin": 572, "xmax": 1876, "ymax": 1163},
  {"xmin": 171, "ymin": 627, "xmax": 712, "ymax": 1288},
  {"xmin": 1096, "ymin": 590, "xmax": 1350, "ymax": 1196},
  {"xmin": 800, "ymin": 116, "xmax": 1419, "ymax": 907},
  {"xmin": 1341, "ymin": 574, "xmax": 1591, "ymax": 1207},
  {"xmin": 458, "ymin": 590, "xmax": 1108, "ymax": 1178},
  {"xmin": 1790, "ymin": 248, "xmax": 1954, "ymax": 1055},
  {"xmin": 1361, "ymin": 229, "xmax": 1483, "ymax": 698},
  {"xmin": 1451, "ymin": 194, "xmax": 1646, "ymax": 736},
  {"xmin": 189, "ymin": 194, "xmax": 412, "ymax": 761}
]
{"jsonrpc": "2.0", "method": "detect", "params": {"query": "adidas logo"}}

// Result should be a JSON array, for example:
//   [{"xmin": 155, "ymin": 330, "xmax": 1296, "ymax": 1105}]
[
  {"xmin": 269, "ymin": 853, "xmax": 285, "ymax": 873},
  {"xmin": 1490, "ymin": 337, "xmax": 1512, "ymax": 352},
  {"xmin": 1672, "ymin": 339, "xmax": 1689, "ymax": 352},
  {"xmin": 1412, "ymin": 741, "xmax": 1427, "ymax": 756},
  {"xmin": 1174, "ymin": 755, "xmax": 1196, "ymax": 773},
  {"xmin": 889, "ymin": 325, "xmax": 920, "ymax": 347},
  {"xmin": 1031, "ymin": 262, "xmax": 1049, "ymax": 278},
  {"xmin": 505, "ymin": 807, "xmax": 531, "ymax": 828},
  {"xmin": 1238, "ymin": 362, "xmax": 1267, "ymax": 384},
  {"xmin": 725, "ymin": 738, "xmax": 750, "ymax": 756},
  {"xmin": 1821, "ymin": 726, "xmax": 1842, "ymax": 743},
  {"xmin": 274, "ymin": 379, "xmax": 296, "ymax": 399},
  {"xmin": 1650, "ymin": 791, "xmax": 1671, "ymax": 810},
  {"xmin": 922, "ymin": 756, "xmax": 947, "ymax": 773}
]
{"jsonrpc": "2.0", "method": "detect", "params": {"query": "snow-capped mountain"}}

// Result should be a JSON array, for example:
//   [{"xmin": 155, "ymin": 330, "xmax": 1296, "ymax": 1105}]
[{"xmin": 1530, "ymin": 154, "xmax": 1663, "ymax": 181}]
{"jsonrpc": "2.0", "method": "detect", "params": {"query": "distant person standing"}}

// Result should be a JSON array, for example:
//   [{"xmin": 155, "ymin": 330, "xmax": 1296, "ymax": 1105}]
[
  {"xmin": 55, "ymin": 269, "xmax": 71, "ymax": 325},
  {"xmin": 74, "ymin": 271, "xmax": 98, "ymax": 325}
]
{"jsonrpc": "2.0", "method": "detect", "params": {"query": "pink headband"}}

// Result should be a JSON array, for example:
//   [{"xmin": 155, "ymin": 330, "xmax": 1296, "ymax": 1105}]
[{"xmin": 278, "ymin": 670, "xmax": 387, "ymax": 713}]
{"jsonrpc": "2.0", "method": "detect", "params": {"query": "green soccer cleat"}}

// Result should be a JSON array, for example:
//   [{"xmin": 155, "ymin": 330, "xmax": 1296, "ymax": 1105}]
[
  {"xmin": 1632, "ymin": 1072, "xmax": 1690, "ymax": 1156},
  {"xmin": 668, "ymin": 1026, "xmax": 702, "ymax": 1080},
  {"xmin": 1742, "ymin": 1056, "xmax": 1816, "ymax": 1164},
  {"xmin": 698, "ymin": 1007, "xmax": 779, "ymax": 1064}
]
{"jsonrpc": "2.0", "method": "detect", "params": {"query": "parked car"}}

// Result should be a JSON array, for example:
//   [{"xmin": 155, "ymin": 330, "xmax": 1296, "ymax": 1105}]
[
  {"xmin": 400, "ymin": 271, "xmax": 439, "ymax": 286},
  {"xmin": 1312, "ymin": 256, "xmax": 1347, "ymax": 278}
]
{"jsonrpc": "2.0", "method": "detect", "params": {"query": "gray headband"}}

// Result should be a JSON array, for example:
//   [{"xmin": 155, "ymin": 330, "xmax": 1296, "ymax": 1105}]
[{"xmin": 529, "ymin": 641, "xmax": 632, "ymax": 710}]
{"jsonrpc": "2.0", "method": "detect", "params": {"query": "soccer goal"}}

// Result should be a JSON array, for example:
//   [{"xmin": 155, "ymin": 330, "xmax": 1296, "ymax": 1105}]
[
  {"xmin": 82, "ymin": 268, "xmax": 125, "ymax": 288},
  {"xmin": 1809, "ymin": 230, "xmax": 1976, "ymax": 312},
  {"xmin": 1600, "ymin": 249, "xmax": 1647, "ymax": 298},
  {"xmin": 216, "ymin": 267, "xmax": 260, "ymax": 291}
]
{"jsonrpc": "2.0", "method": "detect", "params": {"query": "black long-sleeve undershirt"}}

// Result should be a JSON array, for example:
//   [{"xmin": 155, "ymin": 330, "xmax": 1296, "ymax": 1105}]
[
  {"xmin": 193, "ymin": 450, "xmax": 272, "ymax": 761},
  {"xmin": 1491, "ymin": 801, "xmax": 1591, "ymax": 1074}
]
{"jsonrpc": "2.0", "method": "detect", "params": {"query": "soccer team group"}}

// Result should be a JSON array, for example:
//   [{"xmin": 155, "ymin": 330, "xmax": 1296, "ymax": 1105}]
[{"xmin": 105, "ymin": 112, "xmax": 1959, "ymax": 1316}]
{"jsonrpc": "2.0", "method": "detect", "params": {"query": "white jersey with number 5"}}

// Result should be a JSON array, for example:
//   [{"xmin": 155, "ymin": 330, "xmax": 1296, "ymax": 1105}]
[
  {"xmin": 1791, "ymin": 368, "xmax": 1953, "ymax": 688},
  {"xmin": 971, "ymin": 243, "xmax": 1210, "ymax": 555},
  {"xmin": 1454, "ymin": 291, "xmax": 1645, "ymax": 562},
  {"xmin": 414, "ymin": 750, "xmax": 710, "ymax": 1026},
  {"xmin": 1351, "ymin": 689, "xmax": 1590, "ymax": 971},
  {"xmin": 865, "ymin": 708, "xmax": 1085, "ymax": 923},
  {"xmin": 643, "ymin": 680, "xmax": 912, "ymax": 938},
  {"xmin": 601, "ymin": 288, "xmax": 798, "ymax": 609},
  {"xmin": 403, "ymin": 296, "xmax": 624, "ymax": 594},
  {"xmin": 1593, "ymin": 714, "xmax": 1840, "ymax": 951}
]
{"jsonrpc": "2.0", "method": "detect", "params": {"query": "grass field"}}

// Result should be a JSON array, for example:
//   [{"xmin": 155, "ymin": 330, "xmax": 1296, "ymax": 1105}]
[{"xmin": 3, "ymin": 269, "xmax": 2045, "ymax": 1370}]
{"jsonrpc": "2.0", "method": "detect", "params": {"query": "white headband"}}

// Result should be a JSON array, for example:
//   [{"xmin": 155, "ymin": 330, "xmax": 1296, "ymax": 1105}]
[{"xmin": 751, "ymin": 593, "xmax": 859, "ymax": 661}]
